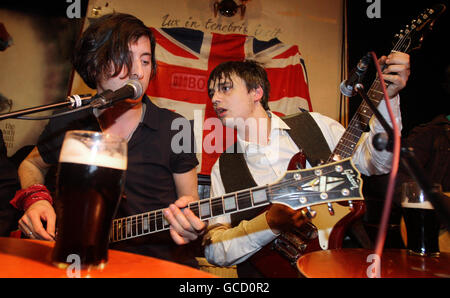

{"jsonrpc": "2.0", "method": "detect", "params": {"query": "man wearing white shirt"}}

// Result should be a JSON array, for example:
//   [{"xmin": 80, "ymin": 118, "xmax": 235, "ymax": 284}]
[{"xmin": 202, "ymin": 58, "xmax": 410, "ymax": 276}]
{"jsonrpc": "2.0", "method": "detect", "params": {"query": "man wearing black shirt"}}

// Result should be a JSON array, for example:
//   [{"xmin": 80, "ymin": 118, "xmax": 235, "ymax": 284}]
[{"xmin": 11, "ymin": 13, "xmax": 203, "ymax": 267}]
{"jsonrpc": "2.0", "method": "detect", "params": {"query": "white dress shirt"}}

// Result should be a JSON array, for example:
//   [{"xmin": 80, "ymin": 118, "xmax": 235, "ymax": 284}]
[{"xmin": 204, "ymin": 96, "xmax": 402, "ymax": 266}]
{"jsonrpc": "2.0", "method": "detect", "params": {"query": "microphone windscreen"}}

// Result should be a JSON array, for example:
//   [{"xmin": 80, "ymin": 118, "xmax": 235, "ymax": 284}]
[{"xmin": 127, "ymin": 80, "xmax": 143, "ymax": 99}]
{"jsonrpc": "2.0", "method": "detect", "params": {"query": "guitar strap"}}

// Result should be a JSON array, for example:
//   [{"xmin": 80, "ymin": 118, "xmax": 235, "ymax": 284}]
[
  {"xmin": 282, "ymin": 112, "xmax": 331, "ymax": 167},
  {"xmin": 219, "ymin": 141, "xmax": 264, "ymax": 226},
  {"xmin": 219, "ymin": 112, "xmax": 331, "ymax": 226}
]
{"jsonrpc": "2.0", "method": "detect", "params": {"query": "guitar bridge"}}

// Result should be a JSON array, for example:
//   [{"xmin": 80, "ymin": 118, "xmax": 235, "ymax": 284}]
[
  {"xmin": 272, "ymin": 237, "xmax": 304, "ymax": 263},
  {"xmin": 271, "ymin": 222, "xmax": 318, "ymax": 264}
]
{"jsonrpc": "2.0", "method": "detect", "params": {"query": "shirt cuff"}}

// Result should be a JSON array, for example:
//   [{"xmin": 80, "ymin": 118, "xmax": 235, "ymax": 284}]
[{"xmin": 373, "ymin": 94, "xmax": 402, "ymax": 133}]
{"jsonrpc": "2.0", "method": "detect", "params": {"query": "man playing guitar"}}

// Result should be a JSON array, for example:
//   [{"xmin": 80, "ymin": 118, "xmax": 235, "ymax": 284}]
[{"xmin": 198, "ymin": 57, "xmax": 409, "ymax": 277}]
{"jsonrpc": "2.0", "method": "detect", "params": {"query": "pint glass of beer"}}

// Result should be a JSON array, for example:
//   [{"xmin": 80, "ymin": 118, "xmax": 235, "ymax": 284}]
[
  {"xmin": 401, "ymin": 182, "xmax": 440, "ymax": 257},
  {"xmin": 52, "ymin": 130, "xmax": 127, "ymax": 269}
]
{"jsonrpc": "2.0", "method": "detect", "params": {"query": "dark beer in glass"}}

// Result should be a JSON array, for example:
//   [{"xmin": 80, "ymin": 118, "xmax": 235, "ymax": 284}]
[
  {"xmin": 52, "ymin": 130, "xmax": 127, "ymax": 269},
  {"xmin": 401, "ymin": 182, "xmax": 440, "ymax": 257}
]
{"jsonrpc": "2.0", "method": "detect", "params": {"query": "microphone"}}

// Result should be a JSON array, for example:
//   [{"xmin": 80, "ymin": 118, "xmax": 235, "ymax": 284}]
[
  {"xmin": 340, "ymin": 53, "xmax": 371, "ymax": 97},
  {"xmin": 90, "ymin": 80, "xmax": 143, "ymax": 109}
]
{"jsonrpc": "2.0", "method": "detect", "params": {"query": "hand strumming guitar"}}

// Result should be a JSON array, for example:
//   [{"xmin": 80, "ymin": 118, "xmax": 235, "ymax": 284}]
[{"xmin": 265, "ymin": 204, "xmax": 310, "ymax": 235}]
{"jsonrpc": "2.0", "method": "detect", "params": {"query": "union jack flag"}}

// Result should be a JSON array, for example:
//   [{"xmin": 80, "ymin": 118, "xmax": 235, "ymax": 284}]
[{"xmin": 147, "ymin": 27, "xmax": 312, "ymax": 175}]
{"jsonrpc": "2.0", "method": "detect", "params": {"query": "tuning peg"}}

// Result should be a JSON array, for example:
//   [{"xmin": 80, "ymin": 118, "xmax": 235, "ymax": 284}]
[
  {"xmin": 348, "ymin": 200, "xmax": 354, "ymax": 211},
  {"xmin": 406, "ymin": 24, "xmax": 411, "ymax": 31},
  {"xmin": 327, "ymin": 203, "xmax": 335, "ymax": 216},
  {"xmin": 305, "ymin": 207, "xmax": 317, "ymax": 219}
]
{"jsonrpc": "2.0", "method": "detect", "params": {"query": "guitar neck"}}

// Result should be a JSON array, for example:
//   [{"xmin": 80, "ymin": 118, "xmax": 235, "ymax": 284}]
[
  {"xmin": 110, "ymin": 158, "xmax": 362, "ymax": 243},
  {"xmin": 328, "ymin": 74, "xmax": 387, "ymax": 163},
  {"xmin": 329, "ymin": 25, "xmax": 420, "ymax": 163},
  {"xmin": 110, "ymin": 185, "xmax": 271, "ymax": 243}
]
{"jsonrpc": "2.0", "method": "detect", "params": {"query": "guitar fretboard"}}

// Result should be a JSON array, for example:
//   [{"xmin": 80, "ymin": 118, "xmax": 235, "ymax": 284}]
[
  {"xmin": 109, "ymin": 159, "xmax": 361, "ymax": 244},
  {"xmin": 328, "ymin": 76, "xmax": 387, "ymax": 163},
  {"xmin": 110, "ymin": 186, "xmax": 271, "ymax": 243}
]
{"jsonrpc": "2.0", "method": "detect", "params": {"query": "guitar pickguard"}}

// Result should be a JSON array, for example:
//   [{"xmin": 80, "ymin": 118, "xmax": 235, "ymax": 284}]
[{"xmin": 311, "ymin": 203, "xmax": 352, "ymax": 250}]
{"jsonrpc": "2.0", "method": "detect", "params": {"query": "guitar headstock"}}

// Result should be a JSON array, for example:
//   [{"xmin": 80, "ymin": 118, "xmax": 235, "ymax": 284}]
[
  {"xmin": 270, "ymin": 158, "xmax": 363, "ymax": 211},
  {"xmin": 393, "ymin": 4, "xmax": 446, "ymax": 53}
]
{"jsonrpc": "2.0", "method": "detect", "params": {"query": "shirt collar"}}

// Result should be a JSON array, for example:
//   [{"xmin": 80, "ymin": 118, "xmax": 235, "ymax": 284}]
[
  {"xmin": 141, "ymin": 94, "xmax": 160, "ymax": 130},
  {"xmin": 270, "ymin": 111, "xmax": 291, "ymax": 131},
  {"xmin": 92, "ymin": 94, "xmax": 159, "ymax": 130},
  {"xmin": 236, "ymin": 111, "xmax": 291, "ymax": 151}
]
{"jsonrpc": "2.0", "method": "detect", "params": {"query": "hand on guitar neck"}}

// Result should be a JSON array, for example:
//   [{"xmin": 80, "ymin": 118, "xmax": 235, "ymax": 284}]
[
  {"xmin": 378, "ymin": 51, "xmax": 410, "ymax": 99},
  {"xmin": 265, "ymin": 204, "xmax": 310, "ymax": 235},
  {"xmin": 163, "ymin": 195, "xmax": 208, "ymax": 245}
]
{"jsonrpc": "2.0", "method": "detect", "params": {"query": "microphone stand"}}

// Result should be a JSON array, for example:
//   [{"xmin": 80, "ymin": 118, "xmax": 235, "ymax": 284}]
[
  {"xmin": 1, "ymin": 80, "xmax": 141, "ymax": 121},
  {"xmin": 0, "ymin": 94, "xmax": 92, "ymax": 121},
  {"xmin": 355, "ymin": 83, "xmax": 450, "ymax": 228}
]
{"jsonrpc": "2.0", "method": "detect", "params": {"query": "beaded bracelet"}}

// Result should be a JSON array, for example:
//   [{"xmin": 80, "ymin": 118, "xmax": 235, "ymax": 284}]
[{"xmin": 10, "ymin": 184, "xmax": 53, "ymax": 211}]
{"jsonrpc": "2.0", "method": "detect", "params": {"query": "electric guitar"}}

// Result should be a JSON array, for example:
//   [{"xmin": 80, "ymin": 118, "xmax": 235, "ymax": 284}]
[
  {"xmin": 109, "ymin": 158, "xmax": 362, "ymax": 244},
  {"xmin": 248, "ymin": 4, "xmax": 446, "ymax": 277}
]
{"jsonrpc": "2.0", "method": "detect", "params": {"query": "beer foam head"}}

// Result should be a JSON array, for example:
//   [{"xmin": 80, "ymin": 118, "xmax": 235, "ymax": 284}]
[{"xmin": 59, "ymin": 137, "xmax": 127, "ymax": 170}]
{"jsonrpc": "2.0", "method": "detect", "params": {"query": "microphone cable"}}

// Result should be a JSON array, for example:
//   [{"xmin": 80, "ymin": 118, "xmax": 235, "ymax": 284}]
[{"xmin": 369, "ymin": 51, "xmax": 402, "ymax": 277}]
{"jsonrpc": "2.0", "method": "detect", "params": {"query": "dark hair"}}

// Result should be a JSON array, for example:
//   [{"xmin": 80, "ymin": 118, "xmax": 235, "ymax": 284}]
[
  {"xmin": 207, "ymin": 60, "xmax": 270, "ymax": 110},
  {"xmin": 72, "ymin": 13, "xmax": 156, "ymax": 89}
]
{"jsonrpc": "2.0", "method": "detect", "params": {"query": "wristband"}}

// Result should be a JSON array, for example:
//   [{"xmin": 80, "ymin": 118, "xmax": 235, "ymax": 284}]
[{"xmin": 10, "ymin": 184, "xmax": 53, "ymax": 211}]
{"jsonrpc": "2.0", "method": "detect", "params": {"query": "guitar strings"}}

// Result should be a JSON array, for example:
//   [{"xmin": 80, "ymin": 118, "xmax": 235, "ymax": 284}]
[
  {"xmin": 113, "ymin": 177, "xmax": 330, "ymax": 232},
  {"xmin": 111, "ymin": 185, "xmax": 357, "ymax": 239},
  {"xmin": 112, "ymin": 167, "xmax": 356, "ymax": 236},
  {"xmin": 121, "ymin": 166, "xmax": 338, "ymax": 221}
]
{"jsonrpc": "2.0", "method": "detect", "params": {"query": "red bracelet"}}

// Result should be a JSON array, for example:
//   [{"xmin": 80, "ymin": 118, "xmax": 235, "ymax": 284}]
[{"xmin": 10, "ymin": 184, "xmax": 53, "ymax": 211}]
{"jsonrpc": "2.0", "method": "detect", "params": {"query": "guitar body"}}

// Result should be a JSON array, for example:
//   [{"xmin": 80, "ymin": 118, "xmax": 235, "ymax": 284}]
[
  {"xmin": 249, "ymin": 152, "xmax": 364, "ymax": 277},
  {"xmin": 249, "ymin": 226, "xmax": 321, "ymax": 278}
]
